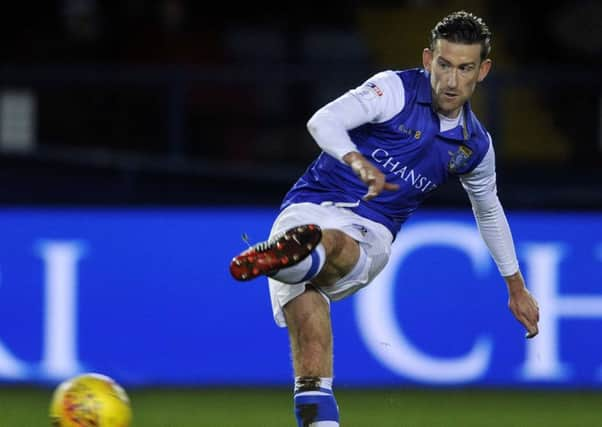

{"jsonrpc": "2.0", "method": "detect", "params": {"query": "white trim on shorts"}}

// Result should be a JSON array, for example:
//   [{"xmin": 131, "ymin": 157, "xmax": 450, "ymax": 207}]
[{"xmin": 267, "ymin": 202, "xmax": 393, "ymax": 327}]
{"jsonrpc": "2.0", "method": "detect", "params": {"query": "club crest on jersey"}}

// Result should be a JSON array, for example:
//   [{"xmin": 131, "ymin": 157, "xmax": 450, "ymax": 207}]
[
  {"xmin": 447, "ymin": 145, "xmax": 473, "ymax": 172},
  {"xmin": 398, "ymin": 124, "xmax": 422, "ymax": 140}
]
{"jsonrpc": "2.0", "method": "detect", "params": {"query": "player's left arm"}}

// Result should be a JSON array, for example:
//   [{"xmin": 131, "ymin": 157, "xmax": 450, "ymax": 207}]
[{"xmin": 459, "ymin": 138, "xmax": 540, "ymax": 338}]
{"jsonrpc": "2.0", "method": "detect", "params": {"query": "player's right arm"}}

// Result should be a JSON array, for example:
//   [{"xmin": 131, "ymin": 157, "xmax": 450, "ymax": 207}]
[
  {"xmin": 342, "ymin": 151, "xmax": 399, "ymax": 200},
  {"xmin": 306, "ymin": 71, "xmax": 403, "ymax": 200}
]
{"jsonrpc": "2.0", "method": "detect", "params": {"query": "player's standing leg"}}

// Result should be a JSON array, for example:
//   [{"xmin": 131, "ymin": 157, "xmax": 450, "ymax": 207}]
[
  {"xmin": 285, "ymin": 289, "xmax": 339, "ymax": 427},
  {"xmin": 284, "ymin": 229, "xmax": 361, "ymax": 427}
]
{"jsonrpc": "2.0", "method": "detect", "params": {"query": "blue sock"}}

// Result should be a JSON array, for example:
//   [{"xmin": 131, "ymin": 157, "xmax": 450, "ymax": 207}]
[{"xmin": 294, "ymin": 376, "xmax": 339, "ymax": 427}]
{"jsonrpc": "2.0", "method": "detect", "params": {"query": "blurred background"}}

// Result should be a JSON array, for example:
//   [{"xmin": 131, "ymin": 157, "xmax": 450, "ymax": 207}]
[
  {"xmin": 0, "ymin": 0, "xmax": 600, "ymax": 207},
  {"xmin": 0, "ymin": 0, "xmax": 601, "ymax": 426}
]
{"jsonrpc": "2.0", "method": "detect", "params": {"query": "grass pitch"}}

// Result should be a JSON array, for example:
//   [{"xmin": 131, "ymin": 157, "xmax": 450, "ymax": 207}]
[{"xmin": 1, "ymin": 386, "xmax": 600, "ymax": 426}]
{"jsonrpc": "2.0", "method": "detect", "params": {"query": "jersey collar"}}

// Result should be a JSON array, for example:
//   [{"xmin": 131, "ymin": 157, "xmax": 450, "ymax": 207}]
[{"xmin": 419, "ymin": 69, "xmax": 475, "ymax": 141}]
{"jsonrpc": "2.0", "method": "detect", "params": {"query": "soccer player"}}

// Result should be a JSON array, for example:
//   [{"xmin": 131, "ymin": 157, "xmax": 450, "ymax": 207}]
[{"xmin": 230, "ymin": 10, "xmax": 540, "ymax": 427}]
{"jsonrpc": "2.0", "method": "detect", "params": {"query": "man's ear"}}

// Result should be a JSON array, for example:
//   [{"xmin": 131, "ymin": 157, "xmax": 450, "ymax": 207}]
[
  {"xmin": 477, "ymin": 58, "xmax": 492, "ymax": 82},
  {"xmin": 422, "ymin": 48, "xmax": 433, "ymax": 72}
]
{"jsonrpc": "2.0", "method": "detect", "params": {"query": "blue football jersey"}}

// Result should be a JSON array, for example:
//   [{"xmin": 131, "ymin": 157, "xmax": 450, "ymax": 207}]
[{"xmin": 281, "ymin": 68, "xmax": 491, "ymax": 236}]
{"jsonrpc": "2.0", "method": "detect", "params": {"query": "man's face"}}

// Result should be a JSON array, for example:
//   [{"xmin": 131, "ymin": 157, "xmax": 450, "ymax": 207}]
[{"xmin": 423, "ymin": 39, "xmax": 491, "ymax": 118}]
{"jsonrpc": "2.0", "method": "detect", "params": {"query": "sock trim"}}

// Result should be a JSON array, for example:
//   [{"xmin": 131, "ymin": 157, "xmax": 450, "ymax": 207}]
[
  {"xmin": 299, "ymin": 243, "xmax": 325, "ymax": 282},
  {"xmin": 294, "ymin": 390, "xmax": 332, "ymax": 397},
  {"xmin": 300, "ymin": 250, "xmax": 320, "ymax": 282}
]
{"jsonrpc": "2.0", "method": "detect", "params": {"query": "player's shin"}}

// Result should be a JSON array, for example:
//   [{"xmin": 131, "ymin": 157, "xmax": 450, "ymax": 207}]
[{"xmin": 294, "ymin": 376, "xmax": 339, "ymax": 427}]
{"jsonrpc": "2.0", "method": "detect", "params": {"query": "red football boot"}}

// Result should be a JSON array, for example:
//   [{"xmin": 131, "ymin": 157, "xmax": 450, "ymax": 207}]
[{"xmin": 230, "ymin": 224, "xmax": 322, "ymax": 281}]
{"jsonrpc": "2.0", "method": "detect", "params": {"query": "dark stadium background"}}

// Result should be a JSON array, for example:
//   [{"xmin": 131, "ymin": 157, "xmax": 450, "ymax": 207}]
[{"xmin": 0, "ymin": 1, "xmax": 601, "ymax": 426}]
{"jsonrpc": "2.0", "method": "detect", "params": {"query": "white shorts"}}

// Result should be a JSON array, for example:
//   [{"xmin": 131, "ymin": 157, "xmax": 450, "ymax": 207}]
[{"xmin": 268, "ymin": 202, "xmax": 394, "ymax": 327}]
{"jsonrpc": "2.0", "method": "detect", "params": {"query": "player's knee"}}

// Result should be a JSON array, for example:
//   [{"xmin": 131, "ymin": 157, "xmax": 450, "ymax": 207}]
[
  {"xmin": 285, "ymin": 288, "xmax": 328, "ymax": 322},
  {"xmin": 321, "ymin": 229, "xmax": 357, "ymax": 259},
  {"xmin": 286, "ymin": 295, "xmax": 329, "ymax": 334},
  {"xmin": 317, "ymin": 230, "xmax": 360, "ymax": 283},
  {"xmin": 285, "ymin": 291, "xmax": 332, "ymax": 366}
]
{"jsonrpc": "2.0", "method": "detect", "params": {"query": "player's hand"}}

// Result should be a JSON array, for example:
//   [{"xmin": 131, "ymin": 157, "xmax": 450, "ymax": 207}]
[
  {"xmin": 505, "ymin": 271, "xmax": 540, "ymax": 339},
  {"xmin": 343, "ymin": 152, "xmax": 399, "ymax": 201}
]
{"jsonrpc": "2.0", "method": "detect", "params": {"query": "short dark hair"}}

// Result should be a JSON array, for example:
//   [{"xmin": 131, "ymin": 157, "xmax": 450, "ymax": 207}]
[{"xmin": 430, "ymin": 10, "xmax": 492, "ymax": 61}]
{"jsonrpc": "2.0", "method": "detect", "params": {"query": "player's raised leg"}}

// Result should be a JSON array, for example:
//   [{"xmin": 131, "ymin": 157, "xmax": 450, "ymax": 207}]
[
  {"xmin": 230, "ymin": 223, "xmax": 361, "ymax": 287},
  {"xmin": 230, "ymin": 224, "xmax": 324, "ymax": 282}
]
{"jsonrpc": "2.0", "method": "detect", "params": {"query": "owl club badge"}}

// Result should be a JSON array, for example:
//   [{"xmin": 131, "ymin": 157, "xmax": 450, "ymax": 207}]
[{"xmin": 448, "ymin": 145, "xmax": 473, "ymax": 173}]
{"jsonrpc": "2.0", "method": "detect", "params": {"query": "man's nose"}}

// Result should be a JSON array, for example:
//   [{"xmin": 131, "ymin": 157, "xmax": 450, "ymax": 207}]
[{"xmin": 447, "ymin": 69, "xmax": 458, "ymax": 88}]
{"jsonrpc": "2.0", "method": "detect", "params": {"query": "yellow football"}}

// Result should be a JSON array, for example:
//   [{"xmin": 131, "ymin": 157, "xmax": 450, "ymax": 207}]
[{"xmin": 49, "ymin": 372, "xmax": 132, "ymax": 427}]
